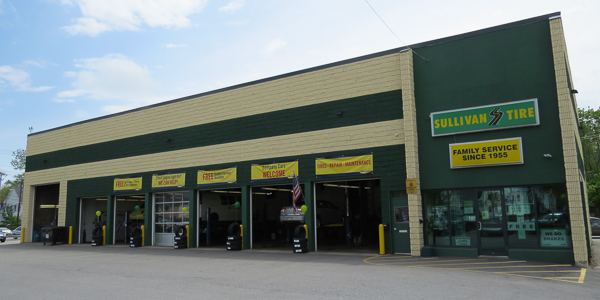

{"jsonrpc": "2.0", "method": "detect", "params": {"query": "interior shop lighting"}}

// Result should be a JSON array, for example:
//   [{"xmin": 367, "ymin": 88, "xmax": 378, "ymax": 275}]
[
  {"xmin": 95, "ymin": 198, "xmax": 108, "ymax": 201},
  {"xmin": 323, "ymin": 184, "xmax": 360, "ymax": 189},
  {"xmin": 129, "ymin": 195, "xmax": 145, "ymax": 198},
  {"xmin": 40, "ymin": 205, "xmax": 59, "ymax": 209},
  {"xmin": 212, "ymin": 190, "xmax": 241, "ymax": 194}
]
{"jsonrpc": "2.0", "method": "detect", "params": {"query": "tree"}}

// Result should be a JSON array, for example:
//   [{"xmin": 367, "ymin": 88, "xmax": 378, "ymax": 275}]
[
  {"xmin": 0, "ymin": 206, "xmax": 19, "ymax": 227},
  {"xmin": 10, "ymin": 148, "xmax": 26, "ymax": 171},
  {"xmin": 579, "ymin": 107, "xmax": 600, "ymax": 217}
]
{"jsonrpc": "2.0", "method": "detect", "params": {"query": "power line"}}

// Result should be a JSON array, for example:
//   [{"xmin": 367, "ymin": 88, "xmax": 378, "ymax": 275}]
[{"xmin": 363, "ymin": 0, "xmax": 428, "ymax": 61}]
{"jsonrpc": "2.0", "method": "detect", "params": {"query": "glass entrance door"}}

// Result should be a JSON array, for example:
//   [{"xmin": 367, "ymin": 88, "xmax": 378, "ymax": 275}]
[{"xmin": 477, "ymin": 190, "xmax": 507, "ymax": 256}]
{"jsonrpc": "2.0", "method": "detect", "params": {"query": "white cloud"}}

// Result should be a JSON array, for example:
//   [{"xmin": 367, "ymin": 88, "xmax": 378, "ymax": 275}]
[
  {"xmin": 265, "ymin": 39, "xmax": 287, "ymax": 54},
  {"xmin": 0, "ymin": 65, "xmax": 53, "ymax": 92},
  {"xmin": 61, "ymin": 0, "xmax": 208, "ymax": 36},
  {"xmin": 22, "ymin": 60, "xmax": 48, "ymax": 68},
  {"xmin": 55, "ymin": 54, "xmax": 164, "ymax": 112},
  {"xmin": 165, "ymin": 43, "xmax": 187, "ymax": 48},
  {"xmin": 219, "ymin": 0, "xmax": 245, "ymax": 12}
]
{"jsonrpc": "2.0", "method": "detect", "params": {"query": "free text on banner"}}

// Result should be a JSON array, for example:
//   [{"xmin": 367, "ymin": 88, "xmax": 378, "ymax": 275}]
[
  {"xmin": 316, "ymin": 153, "xmax": 373, "ymax": 177},
  {"xmin": 152, "ymin": 172, "xmax": 186, "ymax": 189},
  {"xmin": 198, "ymin": 167, "xmax": 237, "ymax": 186},
  {"xmin": 114, "ymin": 177, "xmax": 142, "ymax": 192},
  {"xmin": 450, "ymin": 137, "xmax": 523, "ymax": 169},
  {"xmin": 430, "ymin": 99, "xmax": 539, "ymax": 136},
  {"xmin": 251, "ymin": 160, "xmax": 298, "ymax": 182}
]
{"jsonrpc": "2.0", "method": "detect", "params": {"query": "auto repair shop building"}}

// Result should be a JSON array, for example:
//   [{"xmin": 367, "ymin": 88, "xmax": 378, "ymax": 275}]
[{"xmin": 21, "ymin": 12, "xmax": 593, "ymax": 267}]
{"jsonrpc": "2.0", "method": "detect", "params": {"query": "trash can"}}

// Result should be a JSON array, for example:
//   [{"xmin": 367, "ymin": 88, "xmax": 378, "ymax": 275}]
[
  {"xmin": 32, "ymin": 230, "xmax": 42, "ymax": 242},
  {"xmin": 41, "ymin": 227, "xmax": 69, "ymax": 245}
]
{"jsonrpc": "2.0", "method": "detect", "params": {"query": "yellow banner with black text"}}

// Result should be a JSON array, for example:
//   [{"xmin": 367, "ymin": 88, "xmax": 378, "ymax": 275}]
[
  {"xmin": 450, "ymin": 138, "xmax": 523, "ymax": 169},
  {"xmin": 316, "ymin": 153, "xmax": 373, "ymax": 177},
  {"xmin": 152, "ymin": 172, "xmax": 186, "ymax": 189},
  {"xmin": 198, "ymin": 167, "xmax": 237, "ymax": 186},
  {"xmin": 251, "ymin": 160, "xmax": 299, "ymax": 182}
]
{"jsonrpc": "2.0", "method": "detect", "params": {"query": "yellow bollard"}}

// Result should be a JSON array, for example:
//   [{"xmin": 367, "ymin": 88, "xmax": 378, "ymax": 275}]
[
  {"xmin": 186, "ymin": 225, "xmax": 190, "ymax": 248},
  {"xmin": 69, "ymin": 226, "xmax": 73, "ymax": 244},
  {"xmin": 141, "ymin": 225, "xmax": 145, "ymax": 246},
  {"xmin": 240, "ymin": 224, "xmax": 244, "ymax": 250},
  {"xmin": 303, "ymin": 224, "xmax": 308, "ymax": 239},
  {"xmin": 102, "ymin": 226, "xmax": 106, "ymax": 246},
  {"xmin": 20, "ymin": 227, "xmax": 25, "ymax": 243},
  {"xmin": 379, "ymin": 224, "xmax": 385, "ymax": 255}
]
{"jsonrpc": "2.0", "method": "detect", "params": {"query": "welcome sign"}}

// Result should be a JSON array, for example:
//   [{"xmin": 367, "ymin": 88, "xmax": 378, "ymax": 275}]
[
  {"xmin": 431, "ymin": 99, "xmax": 539, "ymax": 136},
  {"xmin": 251, "ymin": 160, "xmax": 298, "ymax": 182}
]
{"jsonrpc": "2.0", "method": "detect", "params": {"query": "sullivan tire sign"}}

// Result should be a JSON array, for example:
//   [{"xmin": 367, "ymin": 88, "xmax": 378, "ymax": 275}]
[{"xmin": 431, "ymin": 99, "xmax": 539, "ymax": 136}]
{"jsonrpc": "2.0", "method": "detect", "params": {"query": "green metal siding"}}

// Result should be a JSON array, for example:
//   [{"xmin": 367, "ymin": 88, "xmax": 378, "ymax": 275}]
[
  {"xmin": 413, "ymin": 20, "xmax": 565, "ymax": 190},
  {"xmin": 27, "ymin": 90, "xmax": 402, "ymax": 172}
]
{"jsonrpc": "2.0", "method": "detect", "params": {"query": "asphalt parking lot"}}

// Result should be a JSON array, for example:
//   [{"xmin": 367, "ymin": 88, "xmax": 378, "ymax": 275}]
[{"xmin": 0, "ymin": 240, "xmax": 598, "ymax": 300}]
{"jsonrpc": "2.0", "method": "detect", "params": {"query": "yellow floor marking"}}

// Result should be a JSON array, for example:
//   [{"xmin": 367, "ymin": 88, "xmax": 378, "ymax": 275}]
[
  {"xmin": 405, "ymin": 260, "xmax": 526, "ymax": 268},
  {"xmin": 578, "ymin": 268, "xmax": 586, "ymax": 283},
  {"xmin": 494, "ymin": 270, "xmax": 580, "ymax": 274},
  {"xmin": 448, "ymin": 264, "xmax": 571, "ymax": 270}
]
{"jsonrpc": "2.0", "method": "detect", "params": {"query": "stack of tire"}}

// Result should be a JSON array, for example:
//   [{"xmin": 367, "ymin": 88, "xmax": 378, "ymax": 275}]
[
  {"xmin": 91, "ymin": 224, "xmax": 103, "ymax": 246},
  {"xmin": 226, "ymin": 223, "xmax": 242, "ymax": 251},
  {"xmin": 174, "ymin": 226, "xmax": 187, "ymax": 249},
  {"xmin": 129, "ymin": 226, "xmax": 143, "ymax": 248},
  {"xmin": 293, "ymin": 225, "xmax": 308, "ymax": 253}
]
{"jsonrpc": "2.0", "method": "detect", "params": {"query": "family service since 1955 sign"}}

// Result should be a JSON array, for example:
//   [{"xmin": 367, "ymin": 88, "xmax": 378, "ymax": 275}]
[{"xmin": 449, "ymin": 137, "xmax": 523, "ymax": 169}]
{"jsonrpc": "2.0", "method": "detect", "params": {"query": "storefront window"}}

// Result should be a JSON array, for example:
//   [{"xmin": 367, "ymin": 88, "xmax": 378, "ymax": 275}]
[
  {"xmin": 424, "ymin": 190, "xmax": 477, "ymax": 247},
  {"xmin": 535, "ymin": 185, "xmax": 571, "ymax": 248},
  {"xmin": 505, "ymin": 187, "xmax": 537, "ymax": 248}
]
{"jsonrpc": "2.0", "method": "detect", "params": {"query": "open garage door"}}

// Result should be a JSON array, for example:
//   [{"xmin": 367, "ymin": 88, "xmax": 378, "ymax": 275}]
[
  {"xmin": 251, "ymin": 184, "xmax": 303, "ymax": 250},
  {"xmin": 114, "ymin": 194, "xmax": 145, "ymax": 244},
  {"xmin": 79, "ymin": 197, "xmax": 107, "ymax": 243},
  {"xmin": 198, "ymin": 188, "xmax": 242, "ymax": 247},
  {"xmin": 314, "ymin": 179, "xmax": 381, "ymax": 253}
]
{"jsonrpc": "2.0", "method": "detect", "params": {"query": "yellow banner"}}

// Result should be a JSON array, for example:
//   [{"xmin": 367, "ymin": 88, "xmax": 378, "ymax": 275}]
[
  {"xmin": 251, "ymin": 160, "xmax": 298, "ymax": 182},
  {"xmin": 316, "ymin": 153, "xmax": 373, "ymax": 177},
  {"xmin": 152, "ymin": 172, "xmax": 186, "ymax": 189},
  {"xmin": 198, "ymin": 167, "xmax": 237, "ymax": 186},
  {"xmin": 114, "ymin": 177, "xmax": 142, "ymax": 192},
  {"xmin": 450, "ymin": 137, "xmax": 523, "ymax": 168}
]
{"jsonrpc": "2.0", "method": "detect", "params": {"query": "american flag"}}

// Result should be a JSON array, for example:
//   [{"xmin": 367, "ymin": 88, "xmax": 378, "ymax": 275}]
[{"xmin": 292, "ymin": 171, "xmax": 301, "ymax": 211}]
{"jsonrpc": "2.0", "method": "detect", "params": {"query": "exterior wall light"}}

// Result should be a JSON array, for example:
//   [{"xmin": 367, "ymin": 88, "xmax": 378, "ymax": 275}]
[{"xmin": 543, "ymin": 154, "xmax": 552, "ymax": 158}]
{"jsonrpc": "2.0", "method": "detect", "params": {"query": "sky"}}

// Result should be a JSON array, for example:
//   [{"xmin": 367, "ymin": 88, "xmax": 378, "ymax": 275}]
[{"xmin": 0, "ymin": 0, "xmax": 598, "ymax": 182}]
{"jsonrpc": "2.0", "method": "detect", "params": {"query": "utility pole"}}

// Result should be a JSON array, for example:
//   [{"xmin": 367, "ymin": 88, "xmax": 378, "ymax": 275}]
[
  {"xmin": 0, "ymin": 172, "xmax": 6, "ymax": 209},
  {"xmin": 16, "ymin": 181, "xmax": 23, "ymax": 225}
]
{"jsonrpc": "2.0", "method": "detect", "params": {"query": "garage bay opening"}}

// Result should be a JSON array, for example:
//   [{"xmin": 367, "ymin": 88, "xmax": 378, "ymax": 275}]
[
  {"xmin": 314, "ymin": 179, "xmax": 381, "ymax": 252},
  {"xmin": 114, "ymin": 194, "xmax": 145, "ymax": 244},
  {"xmin": 251, "ymin": 184, "xmax": 303, "ymax": 250},
  {"xmin": 198, "ymin": 188, "xmax": 242, "ymax": 247},
  {"xmin": 79, "ymin": 197, "xmax": 107, "ymax": 243}
]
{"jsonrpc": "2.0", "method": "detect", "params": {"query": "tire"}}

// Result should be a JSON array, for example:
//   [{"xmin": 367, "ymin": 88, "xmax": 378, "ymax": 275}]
[
  {"xmin": 130, "ymin": 227, "xmax": 142, "ymax": 238},
  {"xmin": 175, "ymin": 226, "xmax": 187, "ymax": 237},
  {"xmin": 316, "ymin": 216, "xmax": 321, "ymax": 229},
  {"xmin": 130, "ymin": 236, "xmax": 142, "ymax": 242},
  {"xmin": 293, "ymin": 241, "xmax": 308, "ymax": 248},
  {"xmin": 174, "ymin": 236, "xmax": 187, "ymax": 241},
  {"xmin": 92, "ymin": 227, "xmax": 102, "ymax": 236},
  {"xmin": 174, "ymin": 245, "xmax": 187, "ymax": 249},
  {"xmin": 294, "ymin": 225, "xmax": 306, "ymax": 239},
  {"xmin": 293, "ymin": 248, "xmax": 308, "ymax": 253},
  {"xmin": 226, "ymin": 240, "xmax": 242, "ymax": 247},
  {"xmin": 174, "ymin": 240, "xmax": 187, "ymax": 246},
  {"xmin": 227, "ymin": 245, "xmax": 242, "ymax": 251},
  {"xmin": 130, "ymin": 244, "xmax": 142, "ymax": 248},
  {"xmin": 293, "ymin": 238, "xmax": 307, "ymax": 243},
  {"xmin": 91, "ymin": 239, "xmax": 102, "ymax": 243},
  {"xmin": 228, "ymin": 223, "xmax": 241, "ymax": 236},
  {"xmin": 0, "ymin": 239, "xmax": 5, "ymax": 243},
  {"xmin": 227, "ymin": 235, "xmax": 243, "ymax": 241}
]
